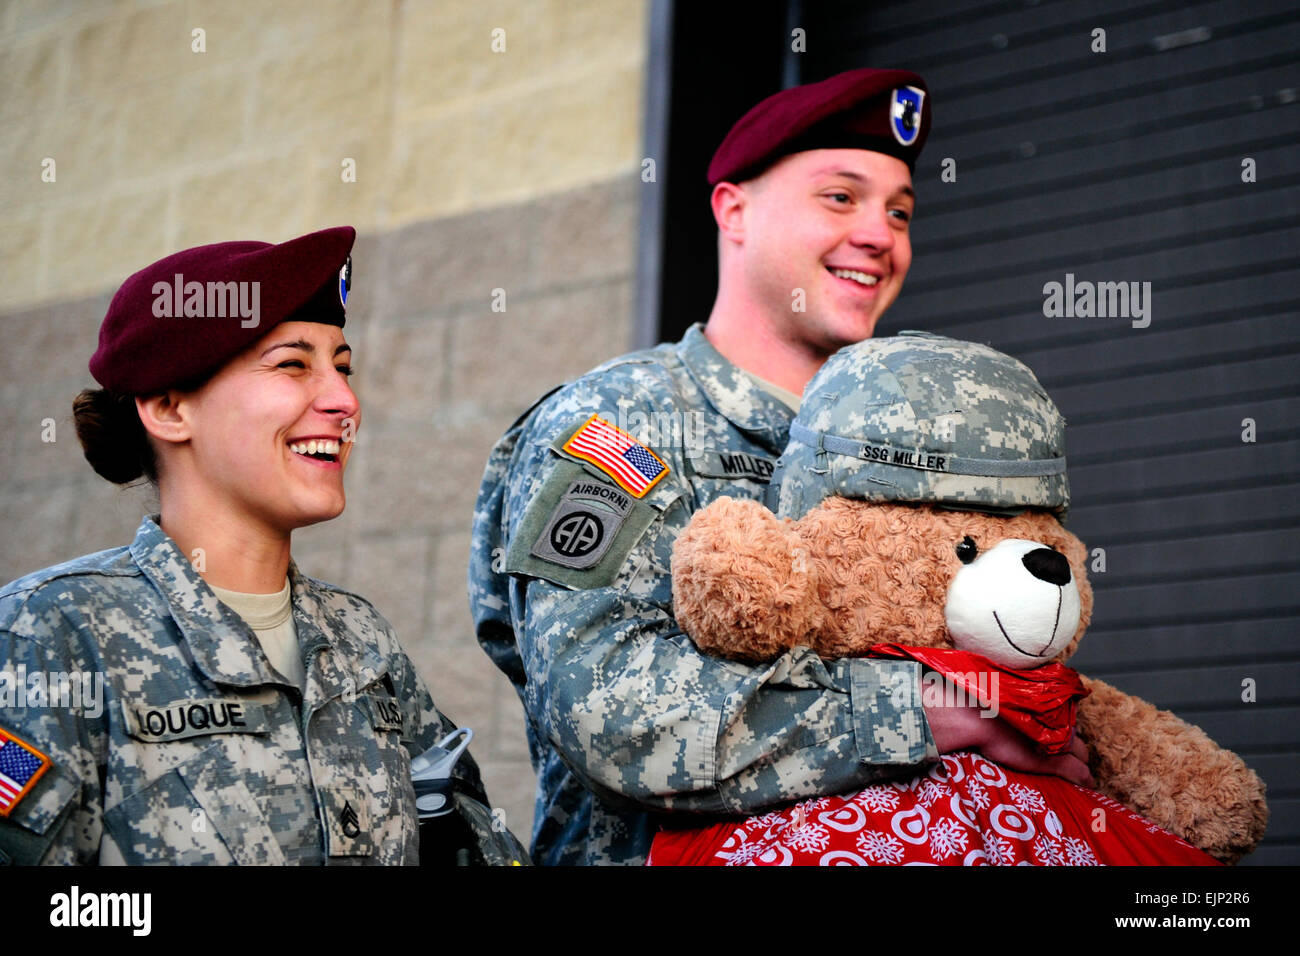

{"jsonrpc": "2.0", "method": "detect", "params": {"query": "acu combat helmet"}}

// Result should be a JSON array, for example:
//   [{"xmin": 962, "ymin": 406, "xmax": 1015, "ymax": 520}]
[{"xmin": 769, "ymin": 331, "xmax": 1070, "ymax": 519}]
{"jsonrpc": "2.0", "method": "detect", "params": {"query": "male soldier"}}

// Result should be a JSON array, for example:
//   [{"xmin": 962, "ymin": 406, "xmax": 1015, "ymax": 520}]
[{"xmin": 470, "ymin": 69, "xmax": 1092, "ymax": 865}]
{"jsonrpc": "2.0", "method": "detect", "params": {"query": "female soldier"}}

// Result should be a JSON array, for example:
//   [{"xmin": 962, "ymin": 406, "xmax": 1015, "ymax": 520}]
[{"xmin": 0, "ymin": 227, "xmax": 523, "ymax": 865}]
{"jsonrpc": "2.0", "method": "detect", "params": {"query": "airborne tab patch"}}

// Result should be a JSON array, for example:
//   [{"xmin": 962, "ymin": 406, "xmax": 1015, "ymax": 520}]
[
  {"xmin": 504, "ymin": 459, "xmax": 667, "ymax": 589},
  {"xmin": 530, "ymin": 480, "xmax": 633, "ymax": 571},
  {"xmin": 561, "ymin": 415, "xmax": 668, "ymax": 498}
]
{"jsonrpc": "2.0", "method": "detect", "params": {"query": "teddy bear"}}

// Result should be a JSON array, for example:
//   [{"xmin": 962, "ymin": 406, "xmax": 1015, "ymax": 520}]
[{"xmin": 650, "ymin": 332, "xmax": 1268, "ymax": 866}]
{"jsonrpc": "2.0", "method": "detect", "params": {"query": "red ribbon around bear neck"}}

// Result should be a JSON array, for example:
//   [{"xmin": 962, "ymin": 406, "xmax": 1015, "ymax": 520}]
[{"xmin": 866, "ymin": 643, "xmax": 1090, "ymax": 755}]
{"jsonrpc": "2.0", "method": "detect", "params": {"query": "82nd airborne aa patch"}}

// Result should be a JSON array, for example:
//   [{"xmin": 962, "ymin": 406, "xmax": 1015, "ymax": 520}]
[
  {"xmin": 561, "ymin": 415, "xmax": 669, "ymax": 498},
  {"xmin": 505, "ymin": 459, "xmax": 663, "ymax": 589},
  {"xmin": 530, "ymin": 479, "xmax": 634, "ymax": 571}
]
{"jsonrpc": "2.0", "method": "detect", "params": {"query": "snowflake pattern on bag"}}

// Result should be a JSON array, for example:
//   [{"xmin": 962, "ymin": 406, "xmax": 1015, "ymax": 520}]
[{"xmin": 650, "ymin": 752, "xmax": 1219, "ymax": 867}]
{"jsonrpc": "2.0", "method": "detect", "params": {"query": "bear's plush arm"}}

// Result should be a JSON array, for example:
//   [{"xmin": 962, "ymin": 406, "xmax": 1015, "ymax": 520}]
[
  {"xmin": 672, "ymin": 497, "xmax": 828, "ymax": 663},
  {"xmin": 1075, "ymin": 676, "xmax": 1268, "ymax": 864}
]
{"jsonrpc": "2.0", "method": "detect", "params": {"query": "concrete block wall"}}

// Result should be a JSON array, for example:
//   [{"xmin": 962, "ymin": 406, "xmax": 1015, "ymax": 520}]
[{"xmin": 0, "ymin": 0, "xmax": 650, "ymax": 846}]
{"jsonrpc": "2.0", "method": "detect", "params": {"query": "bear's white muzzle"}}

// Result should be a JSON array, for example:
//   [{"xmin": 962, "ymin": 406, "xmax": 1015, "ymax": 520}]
[{"xmin": 944, "ymin": 538, "xmax": 1081, "ymax": 669}]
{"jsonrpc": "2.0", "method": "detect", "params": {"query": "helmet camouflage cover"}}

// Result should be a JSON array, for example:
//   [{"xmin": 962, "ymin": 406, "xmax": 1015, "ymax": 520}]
[{"xmin": 768, "ymin": 331, "xmax": 1070, "ymax": 519}]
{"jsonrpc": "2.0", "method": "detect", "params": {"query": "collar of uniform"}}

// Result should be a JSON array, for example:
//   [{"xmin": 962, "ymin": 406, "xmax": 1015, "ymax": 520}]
[
  {"xmin": 285, "ymin": 563, "xmax": 387, "ymax": 712},
  {"xmin": 128, "ymin": 514, "xmax": 282, "ymax": 687},
  {"xmin": 676, "ymin": 323, "xmax": 793, "ymax": 450}
]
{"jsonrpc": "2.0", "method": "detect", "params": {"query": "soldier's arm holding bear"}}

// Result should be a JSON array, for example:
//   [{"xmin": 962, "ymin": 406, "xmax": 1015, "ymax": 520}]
[{"xmin": 485, "ymin": 379, "xmax": 937, "ymax": 817}]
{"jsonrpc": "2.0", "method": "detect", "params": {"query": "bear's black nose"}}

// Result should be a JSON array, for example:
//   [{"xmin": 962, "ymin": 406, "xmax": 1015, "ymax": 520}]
[{"xmin": 1022, "ymin": 547, "xmax": 1071, "ymax": 586}]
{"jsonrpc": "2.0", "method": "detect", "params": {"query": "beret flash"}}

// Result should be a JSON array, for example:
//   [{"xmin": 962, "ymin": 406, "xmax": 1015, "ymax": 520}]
[
  {"xmin": 89, "ymin": 225, "xmax": 355, "ymax": 395},
  {"xmin": 707, "ymin": 67, "xmax": 930, "ymax": 185}
]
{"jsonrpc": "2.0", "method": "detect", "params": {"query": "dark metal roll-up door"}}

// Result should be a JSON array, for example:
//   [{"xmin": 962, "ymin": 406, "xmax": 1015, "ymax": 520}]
[{"xmin": 793, "ymin": 0, "xmax": 1300, "ymax": 863}]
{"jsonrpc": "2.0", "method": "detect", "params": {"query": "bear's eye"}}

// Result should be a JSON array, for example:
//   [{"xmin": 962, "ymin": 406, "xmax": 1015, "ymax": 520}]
[{"xmin": 956, "ymin": 536, "xmax": 978, "ymax": 564}]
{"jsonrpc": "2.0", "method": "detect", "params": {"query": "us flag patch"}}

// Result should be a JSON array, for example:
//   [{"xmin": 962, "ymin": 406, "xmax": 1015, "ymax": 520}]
[
  {"xmin": 0, "ymin": 727, "xmax": 51, "ymax": 817},
  {"xmin": 562, "ymin": 415, "xmax": 669, "ymax": 498}
]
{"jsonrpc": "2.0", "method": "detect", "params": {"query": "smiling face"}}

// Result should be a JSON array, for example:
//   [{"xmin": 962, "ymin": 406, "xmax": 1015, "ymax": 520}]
[
  {"xmin": 944, "ymin": 536, "xmax": 1083, "ymax": 668},
  {"xmin": 738, "ymin": 148, "xmax": 915, "ymax": 354},
  {"xmin": 798, "ymin": 500, "xmax": 1092, "ymax": 664},
  {"xmin": 169, "ymin": 321, "xmax": 360, "ymax": 535}
]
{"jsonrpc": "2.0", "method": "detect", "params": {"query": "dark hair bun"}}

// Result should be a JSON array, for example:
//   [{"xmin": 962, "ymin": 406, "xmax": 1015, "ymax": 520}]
[{"xmin": 73, "ymin": 389, "xmax": 157, "ymax": 485}]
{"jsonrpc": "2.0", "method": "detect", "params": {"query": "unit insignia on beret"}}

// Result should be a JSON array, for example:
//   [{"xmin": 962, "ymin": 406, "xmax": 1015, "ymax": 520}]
[{"xmin": 891, "ymin": 86, "xmax": 926, "ymax": 147}]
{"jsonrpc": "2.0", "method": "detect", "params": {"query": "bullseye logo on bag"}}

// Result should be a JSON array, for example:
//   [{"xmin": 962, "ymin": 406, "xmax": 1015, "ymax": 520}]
[{"xmin": 531, "ymin": 480, "xmax": 633, "ymax": 570}]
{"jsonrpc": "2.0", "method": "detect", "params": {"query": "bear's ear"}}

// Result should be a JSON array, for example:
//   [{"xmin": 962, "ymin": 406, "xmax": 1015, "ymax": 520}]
[{"xmin": 672, "ymin": 496, "xmax": 822, "ymax": 663}]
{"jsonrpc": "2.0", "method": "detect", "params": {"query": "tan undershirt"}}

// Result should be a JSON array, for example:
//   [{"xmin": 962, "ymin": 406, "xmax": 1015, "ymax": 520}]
[
  {"xmin": 209, "ymin": 578, "xmax": 305, "ymax": 691},
  {"xmin": 745, "ymin": 370, "xmax": 802, "ymax": 412}
]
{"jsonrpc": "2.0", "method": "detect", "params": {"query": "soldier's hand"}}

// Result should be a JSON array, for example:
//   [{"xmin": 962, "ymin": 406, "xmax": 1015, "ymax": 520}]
[{"xmin": 923, "ymin": 680, "xmax": 1094, "ymax": 788}]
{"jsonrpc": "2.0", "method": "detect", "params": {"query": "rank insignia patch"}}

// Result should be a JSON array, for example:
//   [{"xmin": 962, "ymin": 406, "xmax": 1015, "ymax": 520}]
[
  {"xmin": 0, "ymin": 727, "xmax": 51, "ymax": 817},
  {"xmin": 561, "ymin": 415, "xmax": 669, "ymax": 498}
]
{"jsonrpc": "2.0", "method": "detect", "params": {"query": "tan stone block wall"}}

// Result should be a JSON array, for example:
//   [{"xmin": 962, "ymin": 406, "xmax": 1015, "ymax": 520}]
[{"xmin": 0, "ymin": 0, "xmax": 647, "ymax": 312}]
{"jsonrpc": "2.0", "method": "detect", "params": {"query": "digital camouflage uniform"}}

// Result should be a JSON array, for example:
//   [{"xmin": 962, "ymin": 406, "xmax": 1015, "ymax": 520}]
[
  {"xmin": 0, "ymin": 515, "xmax": 523, "ymax": 865},
  {"xmin": 470, "ymin": 324, "xmax": 936, "ymax": 866}
]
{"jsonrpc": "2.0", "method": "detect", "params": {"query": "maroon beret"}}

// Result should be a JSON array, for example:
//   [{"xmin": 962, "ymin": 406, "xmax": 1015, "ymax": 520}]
[
  {"xmin": 707, "ymin": 68, "xmax": 930, "ymax": 185},
  {"xmin": 89, "ymin": 225, "xmax": 355, "ymax": 395}
]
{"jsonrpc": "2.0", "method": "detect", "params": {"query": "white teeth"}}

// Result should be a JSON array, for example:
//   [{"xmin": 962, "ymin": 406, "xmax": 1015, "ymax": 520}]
[
  {"xmin": 289, "ymin": 439, "xmax": 341, "ymax": 457},
  {"xmin": 830, "ymin": 268, "xmax": 879, "ymax": 286}
]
